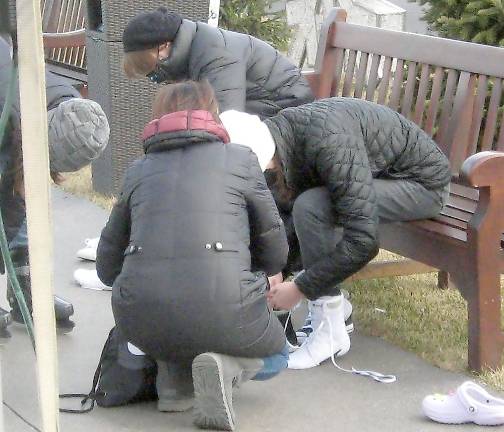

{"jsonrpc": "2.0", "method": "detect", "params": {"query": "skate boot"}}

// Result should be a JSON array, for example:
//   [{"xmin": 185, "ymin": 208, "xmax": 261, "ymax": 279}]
[
  {"xmin": 296, "ymin": 290, "xmax": 353, "ymax": 345},
  {"xmin": 288, "ymin": 294, "xmax": 350, "ymax": 369}
]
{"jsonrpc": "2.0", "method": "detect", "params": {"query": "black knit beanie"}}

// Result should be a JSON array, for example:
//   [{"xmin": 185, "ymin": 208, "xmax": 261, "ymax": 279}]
[{"xmin": 123, "ymin": 7, "xmax": 183, "ymax": 53}]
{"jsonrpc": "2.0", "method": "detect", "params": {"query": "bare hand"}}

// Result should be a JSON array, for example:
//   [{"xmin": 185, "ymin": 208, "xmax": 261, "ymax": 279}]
[
  {"xmin": 267, "ymin": 281, "xmax": 305, "ymax": 310},
  {"xmin": 268, "ymin": 272, "xmax": 283, "ymax": 288}
]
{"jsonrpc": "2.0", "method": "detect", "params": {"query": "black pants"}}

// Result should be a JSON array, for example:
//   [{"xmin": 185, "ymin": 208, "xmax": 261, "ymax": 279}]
[{"xmin": 287, "ymin": 179, "xmax": 448, "ymax": 294}]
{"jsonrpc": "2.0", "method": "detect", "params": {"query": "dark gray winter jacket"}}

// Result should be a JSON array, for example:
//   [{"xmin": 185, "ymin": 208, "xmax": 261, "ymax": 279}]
[
  {"xmin": 97, "ymin": 110, "xmax": 288, "ymax": 361},
  {"xmin": 0, "ymin": 37, "xmax": 80, "ymax": 176},
  {"xmin": 264, "ymin": 98, "xmax": 451, "ymax": 300},
  {"xmin": 155, "ymin": 20, "xmax": 314, "ymax": 118}
]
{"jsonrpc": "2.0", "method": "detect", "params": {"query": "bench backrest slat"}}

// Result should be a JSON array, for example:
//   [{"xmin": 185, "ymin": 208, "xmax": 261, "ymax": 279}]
[
  {"xmin": 498, "ymin": 111, "xmax": 504, "ymax": 152},
  {"xmin": 424, "ymin": 66, "xmax": 444, "ymax": 135},
  {"xmin": 365, "ymin": 53, "xmax": 381, "ymax": 101},
  {"xmin": 353, "ymin": 52, "xmax": 368, "ymax": 99},
  {"xmin": 313, "ymin": 8, "xmax": 504, "ymax": 176},
  {"xmin": 481, "ymin": 78, "xmax": 502, "ymax": 151},
  {"xmin": 42, "ymin": 0, "xmax": 86, "ymax": 71}
]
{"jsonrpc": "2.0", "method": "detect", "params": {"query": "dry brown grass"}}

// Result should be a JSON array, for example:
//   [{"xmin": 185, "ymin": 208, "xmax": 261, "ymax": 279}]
[
  {"xmin": 346, "ymin": 250, "xmax": 504, "ymax": 391},
  {"xmin": 58, "ymin": 165, "xmax": 115, "ymax": 211}
]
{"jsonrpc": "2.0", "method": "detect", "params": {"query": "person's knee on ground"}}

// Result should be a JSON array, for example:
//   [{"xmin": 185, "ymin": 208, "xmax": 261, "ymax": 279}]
[{"xmin": 192, "ymin": 352, "xmax": 282, "ymax": 431}]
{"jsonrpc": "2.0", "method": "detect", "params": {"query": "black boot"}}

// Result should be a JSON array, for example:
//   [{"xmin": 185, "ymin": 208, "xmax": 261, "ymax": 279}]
[
  {"xmin": 276, "ymin": 310, "xmax": 298, "ymax": 351},
  {"xmin": 0, "ymin": 306, "xmax": 12, "ymax": 338},
  {"xmin": 7, "ymin": 248, "xmax": 75, "ymax": 333}
]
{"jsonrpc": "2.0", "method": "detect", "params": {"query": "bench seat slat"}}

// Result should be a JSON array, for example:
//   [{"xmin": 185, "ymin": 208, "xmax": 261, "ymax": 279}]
[
  {"xmin": 408, "ymin": 220, "xmax": 467, "ymax": 242},
  {"xmin": 433, "ymin": 215, "xmax": 468, "ymax": 230},
  {"xmin": 446, "ymin": 195, "xmax": 478, "ymax": 213},
  {"xmin": 450, "ymin": 183, "xmax": 479, "ymax": 201},
  {"xmin": 440, "ymin": 206, "xmax": 472, "ymax": 223}
]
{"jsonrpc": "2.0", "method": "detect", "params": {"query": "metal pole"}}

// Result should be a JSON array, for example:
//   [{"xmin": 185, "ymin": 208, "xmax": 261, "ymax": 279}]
[{"xmin": 16, "ymin": 0, "xmax": 59, "ymax": 431}]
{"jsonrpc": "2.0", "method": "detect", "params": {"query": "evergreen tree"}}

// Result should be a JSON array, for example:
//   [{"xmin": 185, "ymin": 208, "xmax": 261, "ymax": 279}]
[
  {"xmin": 219, "ymin": 0, "xmax": 292, "ymax": 51},
  {"xmin": 411, "ymin": 0, "xmax": 504, "ymax": 46}
]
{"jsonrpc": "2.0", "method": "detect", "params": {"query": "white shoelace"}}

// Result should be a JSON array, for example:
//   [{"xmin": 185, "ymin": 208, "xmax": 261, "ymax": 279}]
[{"xmin": 289, "ymin": 307, "xmax": 397, "ymax": 384}]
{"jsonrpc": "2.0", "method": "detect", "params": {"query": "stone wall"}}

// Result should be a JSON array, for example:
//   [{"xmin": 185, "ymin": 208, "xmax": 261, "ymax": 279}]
[{"xmin": 283, "ymin": 0, "xmax": 405, "ymax": 68}]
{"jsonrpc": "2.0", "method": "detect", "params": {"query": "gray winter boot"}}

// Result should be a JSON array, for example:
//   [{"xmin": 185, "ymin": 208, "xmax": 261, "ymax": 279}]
[
  {"xmin": 156, "ymin": 360, "xmax": 194, "ymax": 412},
  {"xmin": 192, "ymin": 353, "xmax": 263, "ymax": 431}
]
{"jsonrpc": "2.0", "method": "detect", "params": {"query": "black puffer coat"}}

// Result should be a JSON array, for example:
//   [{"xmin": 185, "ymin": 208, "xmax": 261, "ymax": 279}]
[
  {"xmin": 0, "ymin": 37, "xmax": 80, "ymax": 175},
  {"xmin": 155, "ymin": 20, "xmax": 314, "ymax": 118},
  {"xmin": 264, "ymin": 98, "xmax": 451, "ymax": 300},
  {"xmin": 97, "ymin": 110, "xmax": 288, "ymax": 362}
]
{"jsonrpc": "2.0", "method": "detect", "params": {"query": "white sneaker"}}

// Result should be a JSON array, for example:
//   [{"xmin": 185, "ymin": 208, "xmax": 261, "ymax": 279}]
[
  {"xmin": 76, "ymin": 237, "xmax": 99, "ymax": 261},
  {"xmin": 422, "ymin": 381, "xmax": 504, "ymax": 426},
  {"xmin": 288, "ymin": 294, "xmax": 350, "ymax": 369},
  {"xmin": 296, "ymin": 296, "xmax": 353, "ymax": 345},
  {"xmin": 73, "ymin": 268, "xmax": 111, "ymax": 291}
]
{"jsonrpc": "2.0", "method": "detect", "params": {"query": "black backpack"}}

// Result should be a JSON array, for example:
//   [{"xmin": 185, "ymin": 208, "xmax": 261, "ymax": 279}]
[{"xmin": 60, "ymin": 327, "xmax": 158, "ymax": 413}]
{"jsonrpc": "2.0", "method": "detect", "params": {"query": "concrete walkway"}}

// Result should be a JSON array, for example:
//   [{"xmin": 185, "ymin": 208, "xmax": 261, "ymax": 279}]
[{"xmin": 1, "ymin": 188, "xmax": 497, "ymax": 431}]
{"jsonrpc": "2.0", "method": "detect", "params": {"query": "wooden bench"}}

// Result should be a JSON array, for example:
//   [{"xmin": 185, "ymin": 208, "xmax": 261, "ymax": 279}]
[
  {"xmin": 305, "ymin": 8, "xmax": 504, "ymax": 372},
  {"xmin": 40, "ymin": 0, "xmax": 87, "ymax": 96}
]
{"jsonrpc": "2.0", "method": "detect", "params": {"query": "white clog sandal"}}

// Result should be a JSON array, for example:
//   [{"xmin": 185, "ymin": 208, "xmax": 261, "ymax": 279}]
[{"xmin": 422, "ymin": 381, "xmax": 504, "ymax": 426}]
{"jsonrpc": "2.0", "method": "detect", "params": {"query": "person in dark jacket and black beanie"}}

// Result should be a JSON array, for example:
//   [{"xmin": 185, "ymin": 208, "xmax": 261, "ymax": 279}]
[
  {"xmin": 121, "ymin": 7, "xmax": 314, "ymax": 119},
  {"xmin": 0, "ymin": 35, "xmax": 110, "ymax": 335},
  {"xmin": 96, "ymin": 81, "xmax": 289, "ymax": 431},
  {"xmin": 220, "ymin": 97, "xmax": 451, "ymax": 371}
]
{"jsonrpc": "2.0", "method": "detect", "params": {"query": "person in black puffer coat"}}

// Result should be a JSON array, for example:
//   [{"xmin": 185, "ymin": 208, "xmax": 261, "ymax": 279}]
[
  {"xmin": 219, "ymin": 98, "xmax": 451, "ymax": 371},
  {"xmin": 121, "ymin": 7, "xmax": 314, "ymax": 119},
  {"xmin": 0, "ymin": 35, "xmax": 109, "ymax": 335},
  {"xmin": 96, "ymin": 81, "xmax": 289, "ymax": 430}
]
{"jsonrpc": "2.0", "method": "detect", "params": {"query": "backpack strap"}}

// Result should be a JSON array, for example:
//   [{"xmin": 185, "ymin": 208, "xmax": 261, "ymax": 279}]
[{"xmin": 59, "ymin": 328, "xmax": 115, "ymax": 414}]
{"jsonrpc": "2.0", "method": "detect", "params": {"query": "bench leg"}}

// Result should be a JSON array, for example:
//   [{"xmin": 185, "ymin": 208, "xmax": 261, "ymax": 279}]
[
  {"xmin": 452, "ymin": 269, "xmax": 504, "ymax": 372},
  {"xmin": 437, "ymin": 271, "xmax": 449, "ymax": 289}
]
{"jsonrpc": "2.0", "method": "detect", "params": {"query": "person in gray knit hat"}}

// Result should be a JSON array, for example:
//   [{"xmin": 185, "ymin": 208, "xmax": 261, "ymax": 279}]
[
  {"xmin": 47, "ymin": 98, "xmax": 109, "ymax": 173},
  {"xmin": 0, "ymin": 35, "xmax": 109, "ymax": 336}
]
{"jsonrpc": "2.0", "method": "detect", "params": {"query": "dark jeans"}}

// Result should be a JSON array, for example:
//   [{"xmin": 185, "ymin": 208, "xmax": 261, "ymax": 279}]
[
  {"xmin": 0, "ymin": 183, "xmax": 27, "ymax": 250},
  {"xmin": 153, "ymin": 344, "xmax": 289, "ymax": 387},
  {"xmin": 290, "ymin": 179, "xmax": 448, "ymax": 292}
]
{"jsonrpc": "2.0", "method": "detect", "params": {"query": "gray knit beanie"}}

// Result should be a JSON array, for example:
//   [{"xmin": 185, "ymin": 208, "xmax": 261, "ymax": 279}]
[{"xmin": 47, "ymin": 98, "xmax": 110, "ymax": 173}]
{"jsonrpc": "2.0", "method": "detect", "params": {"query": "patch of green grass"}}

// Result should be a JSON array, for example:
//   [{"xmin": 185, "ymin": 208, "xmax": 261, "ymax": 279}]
[{"xmin": 345, "ymin": 265, "xmax": 504, "ymax": 391}]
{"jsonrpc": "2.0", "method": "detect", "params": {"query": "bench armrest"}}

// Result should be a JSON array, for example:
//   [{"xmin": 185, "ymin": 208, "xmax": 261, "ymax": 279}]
[
  {"xmin": 302, "ymin": 70, "xmax": 320, "ymax": 96},
  {"xmin": 42, "ymin": 29, "xmax": 85, "ymax": 49},
  {"xmin": 460, "ymin": 151, "xmax": 504, "ymax": 188}
]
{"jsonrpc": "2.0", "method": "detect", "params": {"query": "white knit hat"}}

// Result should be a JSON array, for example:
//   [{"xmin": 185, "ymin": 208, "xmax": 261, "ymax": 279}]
[
  {"xmin": 47, "ymin": 98, "xmax": 110, "ymax": 173},
  {"xmin": 219, "ymin": 110, "xmax": 276, "ymax": 171}
]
